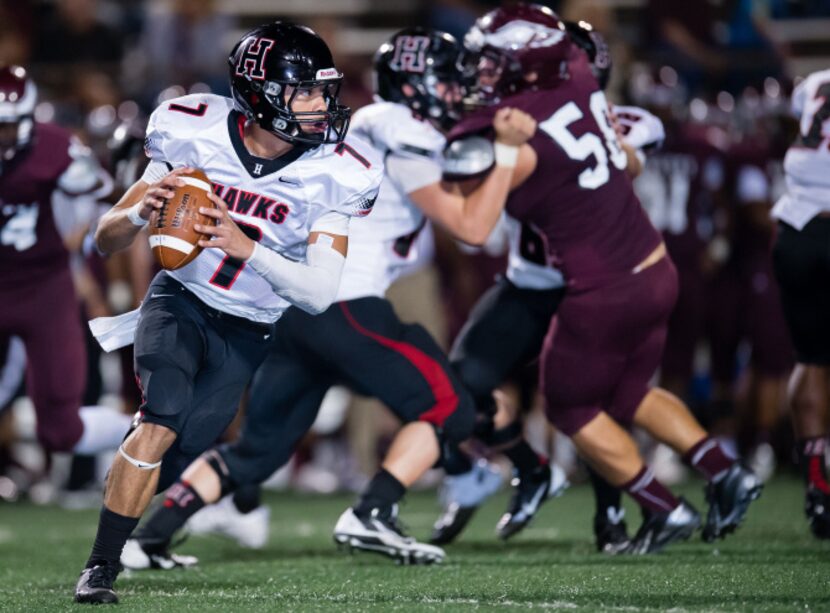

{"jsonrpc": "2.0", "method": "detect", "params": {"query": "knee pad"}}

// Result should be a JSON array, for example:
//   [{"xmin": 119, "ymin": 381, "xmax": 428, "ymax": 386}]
[
  {"xmin": 203, "ymin": 448, "xmax": 238, "ymax": 497},
  {"xmin": 138, "ymin": 366, "xmax": 193, "ymax": 420}
]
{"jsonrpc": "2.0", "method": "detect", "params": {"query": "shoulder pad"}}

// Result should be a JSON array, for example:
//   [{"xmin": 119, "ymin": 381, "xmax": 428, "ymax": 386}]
[
  {"xmin": 302, "ymin": 135, "xmax": 384, "ymax": 218},
  {"xmin": 352, "ymin": 102, "xmax": 444, "ymax": 159},
  {"xmin": 144, "ymin": 94, "xmax": 233, "ymax": 163},
  {"xmin": 442, "ymin": 136, "xmax": 494, "ymax": 180}
]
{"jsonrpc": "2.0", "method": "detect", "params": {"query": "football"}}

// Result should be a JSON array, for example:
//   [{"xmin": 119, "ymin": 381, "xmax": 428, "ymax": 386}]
[{"xmin": 148, "ymin": 169, "xmax": 215, "ymax": 270}]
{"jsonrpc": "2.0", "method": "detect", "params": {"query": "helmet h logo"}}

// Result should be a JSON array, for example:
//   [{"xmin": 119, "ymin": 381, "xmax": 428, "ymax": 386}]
[
  {"xmin": 235, "ymin": 37, "xmax": 275, "ymax": 81},
  {"xmin": 391, "ymin": 36, "xmax": 430, "ymax": 73}
]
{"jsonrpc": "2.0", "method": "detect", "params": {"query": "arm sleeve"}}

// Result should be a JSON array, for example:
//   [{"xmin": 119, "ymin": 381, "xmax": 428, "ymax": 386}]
[{"xmin": 245, "ymin": 211, "xmax": 349, "ymax": 315}]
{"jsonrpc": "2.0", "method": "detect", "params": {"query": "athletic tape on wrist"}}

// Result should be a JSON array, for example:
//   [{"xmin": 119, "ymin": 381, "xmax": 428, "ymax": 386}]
[
  {"xmin": 494, "ymin": 143, "xmax": 520, "ymax": 168},
  {"xmin": 127, "ymin": 202, "xmax": 149, "ymax": 227},
  {"xmin": 118, "ymin": 445, "xmax": 161, "ymax": 470}
]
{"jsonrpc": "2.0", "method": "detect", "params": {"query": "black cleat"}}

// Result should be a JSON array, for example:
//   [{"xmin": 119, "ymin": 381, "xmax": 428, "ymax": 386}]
[
  {"xmin": 805, "ymin": 486, "xmax": 830, "ymax": 539},
  {"xmin": 496, "ymin": 464, "xmax": 567, "ymax": 540},
  {"xmin": 702, "ymin": 463, "xmax": 763, "ymax": 543},
  {"xmin": 431, "ymin": 503, "xmax": 478, "ymax": 545},
  {"xmin": 74, "ymin": 563, "xmax": 121, "ymax": 604},
  {"xmin": 626, "ymin": 498, "xmax": 701, "ymax": 554},
  {"xmin": 334, "ymin": 505, "xmax": 445, "ymax": 565},
  {"xmin": 430, "ymin": 461, "xmax": 503, "ymax": 545},
  {"xmin": 594, "ymin": 507, "xmax": 630, "ymax": 554}
]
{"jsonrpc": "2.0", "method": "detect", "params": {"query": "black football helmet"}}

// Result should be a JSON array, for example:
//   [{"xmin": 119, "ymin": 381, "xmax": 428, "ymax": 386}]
[
  {"xmin": 229, "ymin": 22, "xmax": 350, "ymax": 145},
  {"xmin": 564, "ymin": 20, "xmax": 612, "ymax": 90},
  {"xmin": 0, "ymin": 65, "xmax": 37, "ymax": 164},
  {"xmin": 373, "ymin": 28, "xmax": 463, "ymax": 131}
]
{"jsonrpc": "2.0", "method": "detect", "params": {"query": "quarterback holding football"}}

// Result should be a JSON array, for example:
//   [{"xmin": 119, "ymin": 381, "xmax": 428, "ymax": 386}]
[{"xmin": 75, "ymin": 22, "xmax": 384, "ymax": 605}]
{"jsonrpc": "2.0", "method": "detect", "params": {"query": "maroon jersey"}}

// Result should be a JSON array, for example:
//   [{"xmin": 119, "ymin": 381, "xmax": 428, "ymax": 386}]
[
  {"xmin": 0, "ymin": 122, "xmax": 74, "ymax": 286},
  {"xmin": 634, "ymin": 120, "xmax": 728, "ymax": 269},
  {"xmin": 449, "ymin": 56, "xmax": 660, "ymax": 290}
]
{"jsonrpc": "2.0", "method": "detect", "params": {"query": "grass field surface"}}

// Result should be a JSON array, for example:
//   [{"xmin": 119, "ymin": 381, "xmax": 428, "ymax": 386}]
[{"xmin": 1, "ymin": 477, "xmax": 828, "ymax": 611}]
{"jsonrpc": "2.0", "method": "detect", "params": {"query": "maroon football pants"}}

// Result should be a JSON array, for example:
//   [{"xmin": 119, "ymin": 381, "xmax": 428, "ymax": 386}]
[
  {"xmin": 0, "ymin": 268, "xmax": 85, "ymax": 451},
  {"xmin": 541, "ymin": 256, "xmax": 679, "ymax": 436}
]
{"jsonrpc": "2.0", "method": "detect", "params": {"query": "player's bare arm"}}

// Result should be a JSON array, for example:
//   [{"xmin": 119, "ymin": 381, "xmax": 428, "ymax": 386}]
[
  {"xmin": 95, "ymin": 168, "xmax": 194, "ymax": 254},
  {"xmin": 409, "ymin": 107, "xmax": 537, "ymax": 246}
]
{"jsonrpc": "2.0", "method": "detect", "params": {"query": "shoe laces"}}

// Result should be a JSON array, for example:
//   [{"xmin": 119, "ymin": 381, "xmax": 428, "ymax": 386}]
[{"xmin": 87, "ymin": 563, "xmax": 121, "ymax": 588}]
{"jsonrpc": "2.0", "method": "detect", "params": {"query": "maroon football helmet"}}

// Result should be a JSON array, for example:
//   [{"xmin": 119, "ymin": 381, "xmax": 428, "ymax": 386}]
[
  {"xmin": 459, "ymin": 3, "xmax": 573, "ymax": 104},
  {"xmin": 0, "ymin": 65, "xmax": 37, "ymax": 162}
]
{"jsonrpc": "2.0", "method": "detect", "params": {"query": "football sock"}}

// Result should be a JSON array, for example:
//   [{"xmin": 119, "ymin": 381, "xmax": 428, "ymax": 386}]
[
  {"xmin": 134, "ymin": 480, "xmax": 204, "ymax": 549},
  {"xmin": 621, "ymin": 466, "xmax": 680, "ymax": 514},
  {"xmin": 354, "ymin": 468, "xmax": 405, "ymax": 515},
  {"xmin": 87, "ymin": 507, "xmax": 139, "ymax": 568},
  {"xmin": 682, "ymin": 436, "xmax": 734, "ymax": 482},
  {"xmin": 798, "ymin": 437, "xmax": 829, "ymax": 494},
  {"xmin": 74, "ymin": 406, "xmax": 133, "ymax": 455},
  {"xmin": 503, "ymin": 439, "xmax": 546, "ymax": 475},
  {"xmin": 442, "ymin": 444, "xmax": 474, "ymax": 476},
  {"xmin": 588, "ymin": 466, "xmax": 624, "ymax": 521},
  {"xmin": 232, "ymin": 484, "xmax": 262, "ymax": 514}
]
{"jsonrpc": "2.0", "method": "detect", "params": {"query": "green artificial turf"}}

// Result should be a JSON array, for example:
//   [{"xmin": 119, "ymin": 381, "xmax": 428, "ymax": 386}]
[{"xmin": 0, "ymin": 477, "xmax": 828, "ymax": 611}]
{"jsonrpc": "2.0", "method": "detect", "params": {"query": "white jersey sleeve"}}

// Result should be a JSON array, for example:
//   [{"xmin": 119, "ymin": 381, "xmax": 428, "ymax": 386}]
[{"xmin": 772, "ymin": 69, "xmax": 830, "ymax": 229}]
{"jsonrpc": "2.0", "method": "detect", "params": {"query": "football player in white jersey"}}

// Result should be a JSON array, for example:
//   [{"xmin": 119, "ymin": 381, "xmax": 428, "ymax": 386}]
[
  {"xmin": 115, "ymin": 28, "xmax": 537, "ymax": 569},
  {"xmin": 431, "ymin": 21, "xmax": 668, "ymax": 551},
  {"xmin": 74, "ymin": 23, "xmax": 384, "ymax": 605},
  {"xmin": 771, "ymin": 68, "xmax": 830, "ymax": 540}
]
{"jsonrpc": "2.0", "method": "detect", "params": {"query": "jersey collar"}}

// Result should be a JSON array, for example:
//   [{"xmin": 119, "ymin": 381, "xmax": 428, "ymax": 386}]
[{"xmin": 227, "ymin": 111, "xmax": 307, "ymax": 179}]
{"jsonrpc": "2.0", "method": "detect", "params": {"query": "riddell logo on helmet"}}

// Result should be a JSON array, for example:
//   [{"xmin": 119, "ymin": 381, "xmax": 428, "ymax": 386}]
[
  {"xmin": 316, "ymin": 68, "xmax": 339, "ymax": 79},
  {"xmin": 235, "ymin": 37, "xmax": 275, "ymax": 81}
]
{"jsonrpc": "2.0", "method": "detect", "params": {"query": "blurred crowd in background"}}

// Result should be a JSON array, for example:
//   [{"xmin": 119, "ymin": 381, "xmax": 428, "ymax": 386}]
[{"xmin": 1, "ymin": 0, "xmax": 829, "ymax": 507}]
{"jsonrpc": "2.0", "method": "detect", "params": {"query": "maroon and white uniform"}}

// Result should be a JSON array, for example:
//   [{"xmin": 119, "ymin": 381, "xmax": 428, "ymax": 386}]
[
  {"xmin": 0, "ymin": 123, "xmax": 106, "ymax": 451},
  {"xmin": 634, "ymin": 120, "xmax": 728, "ymax": 383},
  {"xmin": 449, "ymin": 54, "xmax": 674, "ymax": 435}
]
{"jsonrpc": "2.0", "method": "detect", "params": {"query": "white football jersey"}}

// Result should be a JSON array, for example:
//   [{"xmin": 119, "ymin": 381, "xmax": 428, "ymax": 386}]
[
  {"xmin": 335, "ymin": 102, "xmax": 443, "ymax": 301},
  {"xmin": 772, "ymin": 69, "xmax": 830, "ymax": 229},
  {"xmin": 143, "ymin": 93, "xmax": 383, "ymax": 322},
  {"xmin": 502, "ymin": 105, "xmax": 661, "ymax": 291}
]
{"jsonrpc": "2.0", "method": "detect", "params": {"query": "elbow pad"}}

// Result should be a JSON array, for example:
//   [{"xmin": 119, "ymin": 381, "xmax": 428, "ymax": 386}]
[{"xmin": 247, "ymin": 241, "xmax": 346, "ymax": 315}]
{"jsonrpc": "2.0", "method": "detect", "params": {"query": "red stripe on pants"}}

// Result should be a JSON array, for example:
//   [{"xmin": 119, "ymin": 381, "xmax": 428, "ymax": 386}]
[{"xmin": 338, "ymin": 302, "xmax": 458, "ymax": 427}]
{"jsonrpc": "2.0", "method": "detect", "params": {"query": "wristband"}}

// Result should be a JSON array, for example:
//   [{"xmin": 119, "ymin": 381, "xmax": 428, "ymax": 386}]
[
  {"xmin": 127, "ymin": 202, "xmax": 148, "ymax": 227},
  {"xmin": 494, "ymin": 143, "xmax": 520, "ymax": 168}
]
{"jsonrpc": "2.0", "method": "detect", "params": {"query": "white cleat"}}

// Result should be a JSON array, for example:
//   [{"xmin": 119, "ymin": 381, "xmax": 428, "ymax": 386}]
[
  {"xmin": 334, "ymin": 506, "xmax": 445, "ymax": 565},
  {"xmin": 120, "ymin": 538, "xmax": 198, "ymax": 571},
  {"xmin": 185, "ymin": 495, "xmax": 270, "ymax": 549}
]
